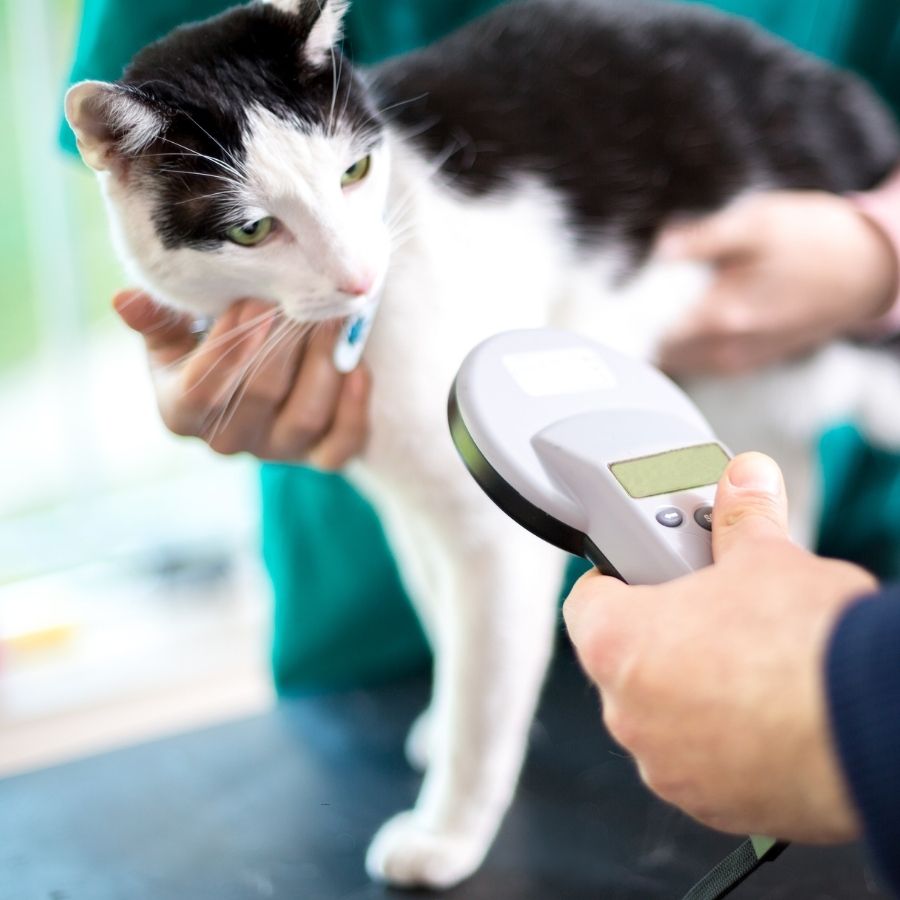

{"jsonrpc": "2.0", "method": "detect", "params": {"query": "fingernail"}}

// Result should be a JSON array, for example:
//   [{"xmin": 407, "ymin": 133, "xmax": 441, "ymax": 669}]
[{"xmin": 727, "ymin": 453, "xmax": 782, "ymax": 495}]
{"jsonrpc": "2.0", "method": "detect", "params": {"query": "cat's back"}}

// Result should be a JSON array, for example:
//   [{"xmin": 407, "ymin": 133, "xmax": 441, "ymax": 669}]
[{"xmin": 373, "ymin": 0, "xmax": 898, "ymax": 246}]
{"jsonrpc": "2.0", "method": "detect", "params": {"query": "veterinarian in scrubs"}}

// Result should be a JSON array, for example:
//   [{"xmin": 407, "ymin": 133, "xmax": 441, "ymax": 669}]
[
  {"xmin": 65, "ymin": 0, "xmax": 900, "ymax": 690},
  {"xmin": 65, "ymin": 1, "xmax": 900, "ymax": 891}
]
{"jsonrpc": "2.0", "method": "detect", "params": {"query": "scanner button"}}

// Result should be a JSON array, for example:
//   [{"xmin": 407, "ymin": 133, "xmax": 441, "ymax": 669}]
[
  {"xmin": 655, "ymin": 507, "xmax": 684, "ymax": 528},
  {"xmin": 694, "ymin": 506, "xmax": 714, "ymax": 531}
]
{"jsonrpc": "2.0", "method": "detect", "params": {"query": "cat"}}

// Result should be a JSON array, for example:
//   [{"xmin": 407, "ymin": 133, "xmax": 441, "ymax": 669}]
[{"xmin": 65, "ymin": 0, "xmax": 900, "ymax": 889}]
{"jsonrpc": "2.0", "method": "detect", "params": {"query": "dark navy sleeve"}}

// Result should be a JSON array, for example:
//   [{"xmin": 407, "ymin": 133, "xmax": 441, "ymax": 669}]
[{"xmin": 826, "ymin": 586, "xmax": 900, "ymax": 896}]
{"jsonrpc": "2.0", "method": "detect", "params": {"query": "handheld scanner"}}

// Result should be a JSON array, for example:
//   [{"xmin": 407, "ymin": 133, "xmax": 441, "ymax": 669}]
[{"xmin": 449, "ymin": 328, "xmax": 728, "ymax": 583}]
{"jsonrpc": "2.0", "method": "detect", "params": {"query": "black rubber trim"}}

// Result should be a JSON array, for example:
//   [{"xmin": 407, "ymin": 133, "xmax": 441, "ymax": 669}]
[
  {"xmin": 681, "ymin": 839, "xmax": 788, "ymax": 900},
  {"xmin": 448, "ymin": 380, "xmax": 623, "ymax": 579}
]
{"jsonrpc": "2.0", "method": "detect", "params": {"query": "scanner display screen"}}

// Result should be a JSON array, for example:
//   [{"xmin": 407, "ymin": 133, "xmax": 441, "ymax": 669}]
[{"xmin": 610, "ymin": 443, "xmax": 729, "ymax": 499}]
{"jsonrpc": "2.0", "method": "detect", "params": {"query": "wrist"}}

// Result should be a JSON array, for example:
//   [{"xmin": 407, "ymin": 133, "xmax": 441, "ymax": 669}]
[{"xmin": 848, "ymin": 169, "xmax": 900, "ymax": 336}]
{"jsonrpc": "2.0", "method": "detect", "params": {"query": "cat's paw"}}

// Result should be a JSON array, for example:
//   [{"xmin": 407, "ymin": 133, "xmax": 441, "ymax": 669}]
[
  {"xmin": 404, "ymin": 708, "xmax": 434, "ymax": 772},
  {"xmin": 365, "ymin": 810, "xmax": 488, "ymax": 889}
]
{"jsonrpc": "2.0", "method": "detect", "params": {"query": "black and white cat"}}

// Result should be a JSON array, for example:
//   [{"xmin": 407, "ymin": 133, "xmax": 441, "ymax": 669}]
[{"xmin": 66, "ymin": 0, "xmax": 900, "ymax": 888}]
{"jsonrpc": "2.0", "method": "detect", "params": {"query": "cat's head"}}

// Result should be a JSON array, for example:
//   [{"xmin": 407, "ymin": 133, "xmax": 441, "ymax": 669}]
[{"xmin": 65, "ymin": 0, "xmax": 390, "ymax": 321}]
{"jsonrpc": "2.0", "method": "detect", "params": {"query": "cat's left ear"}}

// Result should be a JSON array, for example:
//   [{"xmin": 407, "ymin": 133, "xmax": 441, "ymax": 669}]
[{"xmin": 265, "ymin": 0, "xmax": 349, "ymax": 66}]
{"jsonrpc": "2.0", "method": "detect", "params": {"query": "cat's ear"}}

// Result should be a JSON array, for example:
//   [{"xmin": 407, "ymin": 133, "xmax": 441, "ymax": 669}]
[
  {"xmin": 304, "ymin": 0, "xmax": 350, "ymax": 65},
  {"xmin": 65, "ymin": 80, "xmax": 166, "ymax": 172},
  {"xmin": 264, "ymin": 0, "xmax": 349, "ymax": 66}
]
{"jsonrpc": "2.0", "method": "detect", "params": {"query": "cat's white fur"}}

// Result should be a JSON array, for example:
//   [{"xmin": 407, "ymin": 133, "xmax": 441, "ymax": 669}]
[{"xmin": 67, "ymin": 35, "xmax": 900, "ymax": 890}]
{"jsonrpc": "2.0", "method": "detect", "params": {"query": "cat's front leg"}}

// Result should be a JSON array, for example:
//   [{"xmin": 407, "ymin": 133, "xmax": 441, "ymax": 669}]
[{"xmin": 365, "ymin": 521, "xmax": 564, "ymax": 889}]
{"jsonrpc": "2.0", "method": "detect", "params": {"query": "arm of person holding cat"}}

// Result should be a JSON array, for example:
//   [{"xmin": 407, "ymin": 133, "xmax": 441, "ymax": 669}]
[
  {"xmin": 113, "ymin": 291, "xmax": 371, "ymax": 467},
  {"xmin": 564, "ymin": 451, "xmax": 900, "ymax": 894},
  {"xmin": 658, "ymin": 170, "xmax": 900, "ymax": 374}
]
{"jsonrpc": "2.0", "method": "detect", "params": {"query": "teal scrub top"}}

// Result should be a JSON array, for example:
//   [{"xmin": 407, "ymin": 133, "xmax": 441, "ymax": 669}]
[{"xmin": 64, "ymin": 0, "xmax": 900, "ymax": 693}]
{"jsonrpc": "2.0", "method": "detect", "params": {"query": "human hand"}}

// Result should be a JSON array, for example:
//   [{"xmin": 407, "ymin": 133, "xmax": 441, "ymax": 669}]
[
  {"xmin": 563, "ymin": 452, "xmax": 877, "ymax": 842},
  {"xmin": 656, "ymin": 192, "xmax": 899, "ymax": 376},
  {"xmin": 113, "ymin": 290, "xmax": 371, "ymax": 468}
]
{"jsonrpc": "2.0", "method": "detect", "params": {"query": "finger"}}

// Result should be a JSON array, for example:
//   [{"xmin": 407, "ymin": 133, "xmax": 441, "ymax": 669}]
[
  {"xmin": 656, "ymin": 274, "xmax": 764, "ymax": 375},
  {"xmin": 267, "ymin": 323, "xmax": 344, "ymax": 459},
  {"xmin": 658, "ymin": 333, "xmax": 762, "ymax": 377},
  {"xmin": 202, "ymin": 317, "xmax": 307, "ymax": 456},
  {"xmin": 113, "ymin": 290, "xmax": 197, "ymax": 365},
  {"xmin": 655, "ymin": 203, "xmax": 758, "ymax": 263},
  {"xmin": 306, "ymin": 365, "xmax": 371, "ymax": 469},
  {"xmin": 563, "ymin": 572, "xmax": 639, "ymax": 687},
  {"xmin": 159, "ymin": 301, "xmax": 275, "ymax": 438},
  {"xmin": 712, "ymin": 452, "xmax": 790, "ymax": 561},
  {"xmin": 181, "ymin": 300, "xmax": 275, "ymax": 398},
  {"xmin": 236, "ymin": 315, "xmax": 306, "ymax": 409}
]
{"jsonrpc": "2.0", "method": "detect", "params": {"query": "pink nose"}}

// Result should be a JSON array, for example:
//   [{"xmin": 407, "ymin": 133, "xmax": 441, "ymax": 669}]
[{"xmin": 338, "ymin": 274, "xmax": 374, "ymax": 297}]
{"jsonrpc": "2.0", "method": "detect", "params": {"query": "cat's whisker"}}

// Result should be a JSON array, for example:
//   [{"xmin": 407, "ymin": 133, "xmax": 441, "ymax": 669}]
[
  {"xmin": 140, "ymin": 155, "xmax": 245, "ymax": 188},
  {"xmin": 372, "ymin": 93, "xmax": 428, "ymax": 121},
  {"xmin": 198, "ymin": 324, "xmax": 288, "ymax": 441},
  {"xmin": 384, "ymin": 140, "xmax": 460, "ymax": 232},
  {"xmin": 204, "ymin": 317, "xmax": 304, "ymax": 441},
  {"xmin": 155, "ymin": 138, "xmax": 244, "ymax": 179},
  {"xmin": 327, "ymin": 29, "xmax": 339, "ymax": 136},
  {"xmin": 171, "ymin": 189, "xmax": 244, "ymax": 207},
  {"xmin": 160, "ymin": 309, "xmax": 280, "ymax": 377},
  {"xmin": 174, "ymin": 108, "xmax": 247, "ymax": 176},
  {"xmin": 333, "ymin": 39, "xmax": 347, "ymax": 137},
  {"xmin": 160, "ymin": 168, "xmax": 245, "ymax": 187}
]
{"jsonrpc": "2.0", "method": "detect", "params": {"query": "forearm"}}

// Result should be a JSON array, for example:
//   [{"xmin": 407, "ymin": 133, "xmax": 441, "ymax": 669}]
[{"xmin": 826, "ymin": 586, "xmax": 900, "ymax": 896}]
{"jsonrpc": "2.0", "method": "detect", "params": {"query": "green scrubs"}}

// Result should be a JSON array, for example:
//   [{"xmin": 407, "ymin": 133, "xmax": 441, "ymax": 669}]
[{"xmin": 65, "ymin": 0, "xmax": 900, "ymax": 692}]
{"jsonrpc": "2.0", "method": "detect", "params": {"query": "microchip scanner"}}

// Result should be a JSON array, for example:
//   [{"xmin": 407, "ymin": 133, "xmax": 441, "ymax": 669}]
[
  {"xmin": 449, "ymin": 328, "xmax": 728, "ymax": 584},
  {"xmin": 448, "ymin": 328, "xmax": 786, "ymax": 900}
]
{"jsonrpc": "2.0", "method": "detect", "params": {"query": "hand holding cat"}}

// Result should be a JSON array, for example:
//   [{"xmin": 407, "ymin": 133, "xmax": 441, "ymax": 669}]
[
  {"xmin": 113, "ymin": 291, "xmax": 371, "ymax": 468},
  {"xmin": 563, "ymin": 452, "xmax": 876, "ymax": 843},
  {"xmin": 656, "ymin": 190, "xmax": 899, "ymax": 375}
]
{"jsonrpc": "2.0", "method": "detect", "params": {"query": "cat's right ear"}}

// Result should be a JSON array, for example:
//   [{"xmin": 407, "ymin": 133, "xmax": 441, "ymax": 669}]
[{"xmin": 65, "ymin": 81, "xmax": 166, "ymax": 172}]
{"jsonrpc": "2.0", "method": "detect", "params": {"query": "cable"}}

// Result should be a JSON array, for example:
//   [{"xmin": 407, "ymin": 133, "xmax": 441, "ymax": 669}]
[{"xmin": 680, "ymin": 837, "xmax": 789, "ymax": 900}]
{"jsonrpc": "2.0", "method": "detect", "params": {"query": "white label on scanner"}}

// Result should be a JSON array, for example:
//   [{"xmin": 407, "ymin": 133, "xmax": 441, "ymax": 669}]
[{"xmin": 503, "ymin": 348, "xmax": 617, "ymax": 397}]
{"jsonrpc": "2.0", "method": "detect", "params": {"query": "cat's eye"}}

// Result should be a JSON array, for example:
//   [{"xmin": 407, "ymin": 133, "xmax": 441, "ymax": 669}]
[
  {"xmin": 225, "ymin": 216, "xmax": 275, "ymax": 246},
  {"xmin": 341, "ymin": 155, "xmax": 371, "ymax": 188}
]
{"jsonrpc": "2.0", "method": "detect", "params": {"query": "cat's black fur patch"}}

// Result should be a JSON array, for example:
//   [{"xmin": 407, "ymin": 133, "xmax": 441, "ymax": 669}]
[
  {"xmin": 373, "ymin": 0, "xmax": 899, "ymax": 256},
  {"xmin": 119, "ymin": 2, "xmax": 379, "ymax": 249},
  {"xmin": 109, "ymin": 0, "xmax": 899, "ymax": 257}
]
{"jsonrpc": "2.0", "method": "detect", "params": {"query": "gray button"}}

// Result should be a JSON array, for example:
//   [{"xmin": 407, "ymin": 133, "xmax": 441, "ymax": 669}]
[
  {"xmin": 655, "ymin": 507, "xmax": 684, "ymax": 528},
  {"xmin": 694, "ymin": 506, "xmax": 713, "ymax": 531}
]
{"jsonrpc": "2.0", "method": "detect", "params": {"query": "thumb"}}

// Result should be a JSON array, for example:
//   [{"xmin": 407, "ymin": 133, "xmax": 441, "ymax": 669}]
[
  {"xmin": 712, "ymin": 452, "xmax": 790, "ymax": 561},
  {"xmin": 113, "ymin": 290, "xmax": 197, "ymax": 364},
  {"xmin": 656, "ymin": 204, "xmax": 755, "ymax": 263}
]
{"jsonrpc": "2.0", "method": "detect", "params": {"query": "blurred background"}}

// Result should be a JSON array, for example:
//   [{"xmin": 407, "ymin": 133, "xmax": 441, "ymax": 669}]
[{"xmin": 0, "ymin": 0, "xmax": 274, "ymax": 777}]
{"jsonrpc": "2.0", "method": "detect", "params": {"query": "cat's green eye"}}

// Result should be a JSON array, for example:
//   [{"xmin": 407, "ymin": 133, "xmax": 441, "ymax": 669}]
[
  {"xmin": 225, "ymin": 216, "xmax": 274, "ymax": 246},
  {"xmin": 341, "ymin": 155, "xmax": 371, "ymax": 188}
]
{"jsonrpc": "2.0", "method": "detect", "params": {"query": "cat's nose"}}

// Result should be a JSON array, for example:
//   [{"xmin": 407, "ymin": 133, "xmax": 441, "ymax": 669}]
[{"xmin": 337, "ymin": 273, "xmax": 375, "ymax": 297}]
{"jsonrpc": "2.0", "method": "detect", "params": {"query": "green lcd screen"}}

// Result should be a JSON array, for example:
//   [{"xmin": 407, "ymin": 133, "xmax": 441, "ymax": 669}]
[{"xmin": 609, "ymin": 443, "xmax": 729, "ymax": 499}]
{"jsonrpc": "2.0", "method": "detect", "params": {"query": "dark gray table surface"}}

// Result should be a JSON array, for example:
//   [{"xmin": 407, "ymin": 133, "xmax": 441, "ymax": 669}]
[{"xmin": 0, "ymin": 643, "xmax": 886, "ymax": 900}]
